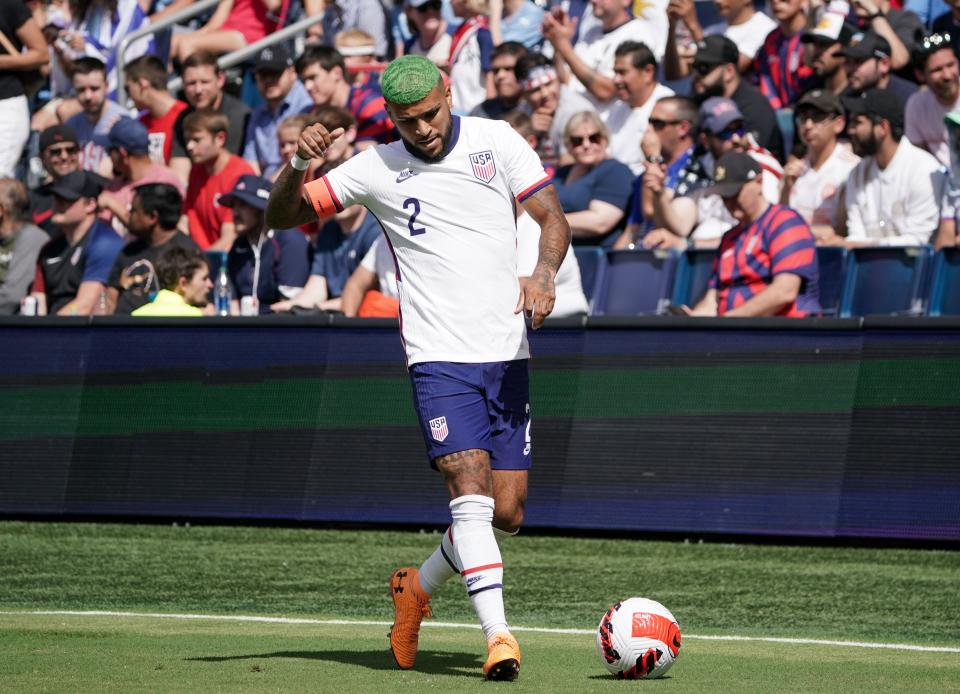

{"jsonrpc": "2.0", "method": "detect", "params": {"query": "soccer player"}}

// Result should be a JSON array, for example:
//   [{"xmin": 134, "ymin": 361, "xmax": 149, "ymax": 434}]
[{"xmin": 266, "ymin": 54, "xmax": 571, "ymax": 681}]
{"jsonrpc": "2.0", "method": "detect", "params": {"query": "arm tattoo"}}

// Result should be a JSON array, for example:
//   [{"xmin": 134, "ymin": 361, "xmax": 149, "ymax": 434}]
[
  {"xmin": 265, "ymin": 164, "xmax": 316, "ymax": 229},
  {"xmin": 523, "ymin": 185, "xmax": 571, "ymax": 275}
]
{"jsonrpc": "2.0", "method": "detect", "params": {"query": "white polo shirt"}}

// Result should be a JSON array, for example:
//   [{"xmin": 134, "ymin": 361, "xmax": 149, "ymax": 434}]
[{"xmin": 789, "ymin": 143, "xmax": 860, "ymax": 227}]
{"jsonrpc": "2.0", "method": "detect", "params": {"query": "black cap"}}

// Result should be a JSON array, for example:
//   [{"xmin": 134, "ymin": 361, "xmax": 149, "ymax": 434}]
[
  {"xmin": 220, "ymin": 174, "xmax": 273, "ymax": 211},
  {"xmin": 39, "ymin": 124, "xmax": 79, "ymax": 152},
  {"xmin": 796, "ymin": 89, "xmax": 844, "ymax": 117},
  {"xmin": 705, "ymin": 151, "xmax": 762, "ymax": 198},
  {"xmin": 836, "ymin": 31, "xmax": 891, "ymax": 60},
  {"xmin": 47, "ymin": 170, "xmax": 108, "ymax": 201},
  {"xmin": 841, "ymin": 87, "xmax": 904, "ymax": 129},
  {"xmin": 255, "ymin": 44, "xmax": 294, "ymax": 73},
  {"xmin": 802, "ymin": 16, "xmax": 856, "ymax": 45},
  {"xmin": 692, "ymin": 35, "xmax": 739, "ymax": 68}
]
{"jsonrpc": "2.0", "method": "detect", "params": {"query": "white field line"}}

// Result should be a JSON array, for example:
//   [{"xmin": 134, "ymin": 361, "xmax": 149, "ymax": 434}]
[{"xmin": 2, "ymin": 610, "xmax": 959, "ymax": 654}]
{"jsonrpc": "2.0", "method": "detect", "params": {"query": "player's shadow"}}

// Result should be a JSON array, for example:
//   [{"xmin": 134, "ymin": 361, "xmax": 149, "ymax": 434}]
[{"xmin": 188, "ymin": 648, "xmax": 481, "ymax": 678}]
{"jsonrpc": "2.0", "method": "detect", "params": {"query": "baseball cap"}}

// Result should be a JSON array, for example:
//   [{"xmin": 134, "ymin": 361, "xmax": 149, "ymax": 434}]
[
  {"xmin": 39, "ymin": 124, "xmax": 79, "ymax": 152},
  {"xmin": 220, "ymin": 174, "xmax": 272, "ymax": 211},
  {"xmin": 802, "ymin": 15, "xmax": 856, "ymax": 44},
  {"xmin": 407, "ymin": 0, "xmax": 440, "ymax": 7},
  {"xmin": 47, "ymin": 170, "xmax": 108, "ymax": 201},
  {"xmin": 836, "ymin": 31, "xmax": 891, "ymax": 60},
  {"xmin": 692, "ymin": 35, "xmax": 738, "ymax": 68},
  {"xmin": 704, "ymin": 151, "xmax": 762, "ymax": 198},
  {"xmin": 796, "ymin": 89, "xmax": 844, "ymax": 117},
  {"xmin": 255, "ymin": 44, "xmax": 294, "ymax": 73},
  {"xmin": 841, "ymin": 88, "xmax": 904, "ymax": 129},
  {"xmin": 700, "ymin": 97, "xmax": 744, "ymax": 134},
  {"xmin": 93, "ymin": 117, "xmax": 150, "ymax": 154}
]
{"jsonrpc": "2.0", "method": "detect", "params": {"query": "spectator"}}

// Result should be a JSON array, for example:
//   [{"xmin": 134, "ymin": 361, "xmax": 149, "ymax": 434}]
[
  {"xmin": 131, "ymin": 245, "xmax": 211, "ymax": 316},
  {"xmin": 106, "ymin": 182, "xmax": 200, "ymax": 314},
  {"xmin": 842, "ymin": 88, "xmax": 946, "ymax": 246},
  {"xmin": 95, "ymin": 118, "xmax": 185, "ymax": 235},
  {"xmin": 614, "ymin": 96, "xmax": 709, "ymax": 248},
  {"xmin": 448, "ymin": 0, "xmax": 495, "ymax": 115},
  {"xmin": 644, "ymin": 97, "xmax": 783, "ymax": 248},
  {"xmin": 64, "ymin": 57, "xmax": 128, "ymax": 176},
  {"xmin": 169, "ymin": 0, "xmax": 286, "ymax": 67},
  {"xmin": 905, "ymin": 33, "xmax": 960, "ymax": 168},
  {"xmin": 54, "ymin": 0, "xmax": 152, "ymax": 97},
  {"xmin": 838, "ymin": 31, "xmax": 918, "ymax": 102},
  {"xmin": 801, "ymin": 18, "xmax": 856, "ymax": 96},
  {"xmin": 338, "ymin": 235, "xmax": 401, "ymax": 317},
  {"xmin": 0, "ymin": 178, "xmax": 48, "ymax": 314},
  {"xmin": 296, "ymin": 45, "xmax": 395, "ymax": 146},
  {"xmin": 123, "ymin": 55, "xmax": 189, "ymax": 165},
  {"xmin": 781, "ymin": 90, "xmax": 859, "ymax": 243},
  {"xmin": 515, "ymin": 52, "xmax": 596, "ymax": 168},
  {"xmin": 663, "ymin": 0, "xmax": 776, "ymax": 79},
  {"xmin": 754, "ymin": 0, "xmax": 818, "ymax": 110},
  {"xmin": 404, "ymin": 0, "xmax": 452, "ymax": 67},
  {"xmin": 30, "ymin": 170, "xmax": 123, "ymax": 315},
  {"xmin": 320, "ymin": 0, "xmax": 390, "ymax": 59},
  {"xmin": 552, "ymin": 111, "xmax": 634, "ymax": 246},
  {"xmin": 606, "ymin": 41, "xmax": 674, "ymax": 175},
  {"xmin": 335, "ymin": 28, "xmax": 379, "ymax": 87},
  {"xmin": 243, "ymin": 45, "xmax": 313, "ymax": 179},
  {"xmin": 0, "ymin": 0, "xmax": 47, "ymax": 177},
  {"xmin": 542, "ymin": 0, "xmax": 665, "ymax": 114},
  {"xmin": 691, "ymin": 36, "xmax": 784, "ymax": 161},
  {"xmin": 470, "ymin": 41, "xmax": 528, "ymax": 119},
  {"xmin": 687, "ymin": 151, "xmax": 821, "ymax": 317},
  {"xmin": 222, "ymin": 174, "xmax": 309, "ymax": 314},
  {"xmin": 849, "ymin": 0, "xmax": 924, "ymax": 72},
  {"xmin": 170, "ymin": 51, "xmax": 253, "ymax": 184},
  {"xmin": 182, "ymin": 109, "xmax": 255, "ymax": 251},
  {"xmin": 936, "ymin": 110, "xmax": 960, "ymax": 250},
  {"xmin": 932, "ymin": 1, "xmax": 960, "ymax": 63},
  {"xmin": 30, "ymin": 125, "xmax": 81, "ymax": 234},
  {"xmin": 500, "ymin": 0, "xmax": 545, "ymax": 50},
  {"xmin": 275, "ymin": 113, "xmax": 321, "ymax": 182}
]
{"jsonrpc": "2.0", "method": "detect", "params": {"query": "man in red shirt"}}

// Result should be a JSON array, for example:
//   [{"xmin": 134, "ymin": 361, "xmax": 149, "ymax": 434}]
[
  {"xmin": 124, "ymin": 55, "xmax": 189, "ymax": 168},
  {"xmin": 182, "ymin": 109, "xmax": 253, "ymax": 251}
]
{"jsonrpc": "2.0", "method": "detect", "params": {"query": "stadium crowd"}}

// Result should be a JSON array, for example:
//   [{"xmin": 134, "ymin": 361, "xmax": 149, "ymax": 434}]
[{"xmin": 1, "ymin": 0, "xmax": 959, "ymax": 318}]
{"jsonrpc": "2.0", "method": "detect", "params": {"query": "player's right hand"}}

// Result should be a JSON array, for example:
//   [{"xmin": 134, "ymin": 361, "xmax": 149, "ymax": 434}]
[{"xmin": 296, "ymin": 125, "xmax": 346, "ymax": 160}]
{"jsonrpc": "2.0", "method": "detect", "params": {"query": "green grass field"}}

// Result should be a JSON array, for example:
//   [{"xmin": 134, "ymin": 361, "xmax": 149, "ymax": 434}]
[{"xmin": 2, "ymin": 522, "xmax": 959, "ymax": 693}]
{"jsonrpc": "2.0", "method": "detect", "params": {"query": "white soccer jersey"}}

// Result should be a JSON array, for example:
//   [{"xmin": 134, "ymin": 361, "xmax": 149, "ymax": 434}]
[{"xmin": 306, "ymin": 116, "xmax": 551, "ymax": 366}]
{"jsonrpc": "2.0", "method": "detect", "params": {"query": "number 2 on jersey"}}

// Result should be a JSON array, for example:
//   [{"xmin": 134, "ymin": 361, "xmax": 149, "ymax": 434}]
[{"xmin": 403, "ymin": 197, "xmax": 426, "ymax": 236}]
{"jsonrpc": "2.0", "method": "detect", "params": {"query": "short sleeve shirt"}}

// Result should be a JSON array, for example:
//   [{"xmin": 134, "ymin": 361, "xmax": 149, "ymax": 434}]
[
  {"xmin": 184, "ymin": 155, "xmax": 255, "ymax": 249},
  {"xmin": 36, "ymin": 221, "xmax": 124, "ymax": 313},
  {"xmin": 304, "ymin": 116, "xmax": 549, "ymax": 366},
  {"xmin": 108, "ymin": 232, "xmax": 200, "ymax": 314},
  {"xmin": 0, "ymin": 0, "xmax": 32, "ymax": 100}
]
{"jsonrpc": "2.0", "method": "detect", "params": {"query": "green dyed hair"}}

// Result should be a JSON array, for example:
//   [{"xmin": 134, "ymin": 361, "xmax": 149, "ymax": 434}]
[{"xmin": 380, "ymin": 55, "xmax": 442, "ymax": 105}]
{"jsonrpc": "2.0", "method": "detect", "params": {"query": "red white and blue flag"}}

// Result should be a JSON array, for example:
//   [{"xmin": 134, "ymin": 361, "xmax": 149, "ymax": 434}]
[
  {"xmin": 429, "ymin": 416, "xmax": 449, "ymax": 442},
  {"xmin": 470, "ymin": 151, "xmax": 496, "ymax": 183}
]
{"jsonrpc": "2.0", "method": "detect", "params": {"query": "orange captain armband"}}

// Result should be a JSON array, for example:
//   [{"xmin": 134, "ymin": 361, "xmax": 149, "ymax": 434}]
[{"xmin": 304, "ymin": 176, "xmax": 344, "ymax": 220}]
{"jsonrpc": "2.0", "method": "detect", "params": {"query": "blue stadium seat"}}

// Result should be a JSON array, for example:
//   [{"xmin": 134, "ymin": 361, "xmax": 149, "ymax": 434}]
[
  {"xmin": 815, "ymin": 246, "xmax": 849, "ymax": 317},
  {"xmin": 927, "ymin": 248, "xmax": 960, "ymax": 316},
  {"xmin": 839, "ymin": 246, "xmax": 933, "ymax": 318},
  {"xmin": 671, "ymin": 248, "xmax": 716, "ymax": 308},
  {"xmin": 573, "ymin": 246, "xmax": 606, "ymax": 314},
  {"xmin": 593, "ymin": 249, "xmax": 679, "ymax": 316}
]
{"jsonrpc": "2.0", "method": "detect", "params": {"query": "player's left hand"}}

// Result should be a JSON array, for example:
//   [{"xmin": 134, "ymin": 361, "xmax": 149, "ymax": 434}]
[{"xmin": 516, "ymin": 268, "xmax": 556, "ymax": 330}]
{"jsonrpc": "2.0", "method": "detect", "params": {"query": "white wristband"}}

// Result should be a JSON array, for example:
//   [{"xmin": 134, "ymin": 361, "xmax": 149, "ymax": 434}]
[{"xmin": 290, "ymin": 153, "xmax": 310, "ymax": 171}]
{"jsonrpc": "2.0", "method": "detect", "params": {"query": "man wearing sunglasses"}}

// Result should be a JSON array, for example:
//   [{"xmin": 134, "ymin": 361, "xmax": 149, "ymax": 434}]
[
  {"xmin": 690, "ymin": 35, "xmax": 784, "ymax": 161},
  {"xmin": 29, "ymin": 125, "xmax": 82, "ymax": 236},
  {"xmin": 905, "ymin": 33, "xmax": 960, "ymax": 167}
]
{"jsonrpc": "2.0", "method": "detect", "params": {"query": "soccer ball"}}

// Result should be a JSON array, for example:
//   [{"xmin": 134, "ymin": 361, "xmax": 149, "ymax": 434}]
[{"xmin": 595, "ymin": 597, "xmax": 681, "ymax": 679}]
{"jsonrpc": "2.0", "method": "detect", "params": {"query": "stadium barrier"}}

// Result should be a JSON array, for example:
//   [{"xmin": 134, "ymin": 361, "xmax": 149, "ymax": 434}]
[{"xmin": 1, "ymin": 315, "xmax": 958, "ymax": 541}]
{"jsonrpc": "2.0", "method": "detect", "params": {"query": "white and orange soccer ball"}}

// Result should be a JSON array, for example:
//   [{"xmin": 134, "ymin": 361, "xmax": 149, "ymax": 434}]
[{"xmin": 595, "ymin": 597, "xmax": 682, "ymax": 679}]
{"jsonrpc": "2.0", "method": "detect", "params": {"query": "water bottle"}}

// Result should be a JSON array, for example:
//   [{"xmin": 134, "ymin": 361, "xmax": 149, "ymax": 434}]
[{"xmin": 215, "ymin": 261, "xmax": 231, "ymax": 316}]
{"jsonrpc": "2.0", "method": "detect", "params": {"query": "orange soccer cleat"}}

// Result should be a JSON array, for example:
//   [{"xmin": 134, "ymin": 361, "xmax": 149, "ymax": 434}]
[
  {"xmin": 388, "ymin": 567, "xmax": 432, "ymax": 670},
  {"xmin": 482, "ymin": 632, "xmax": 521, "ymax": 681}
]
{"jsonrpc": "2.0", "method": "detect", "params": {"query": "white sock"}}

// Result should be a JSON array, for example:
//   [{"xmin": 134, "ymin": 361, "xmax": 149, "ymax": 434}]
[
  {"xmin": 417, "ymin": 526, "xmax": 459, "ymax": 597},
  {"xmin": 449, "ymin": 494, "xmax": 508, "ymax": 641}
]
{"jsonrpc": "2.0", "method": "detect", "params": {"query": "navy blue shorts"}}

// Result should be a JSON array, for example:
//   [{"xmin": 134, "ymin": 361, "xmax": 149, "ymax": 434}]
[{"xmin": 409, "ymin": 360, "xmax": 531, "ymax": 470}]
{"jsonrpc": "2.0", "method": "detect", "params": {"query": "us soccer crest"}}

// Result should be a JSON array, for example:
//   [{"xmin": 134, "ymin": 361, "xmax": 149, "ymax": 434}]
[
  {"xmin": 429, "ymin": 416, "xmax": 449, "ymax": 443},
  {"xmin": 469, "ymin": 150, "xmax": 496, "ymax": 183}
]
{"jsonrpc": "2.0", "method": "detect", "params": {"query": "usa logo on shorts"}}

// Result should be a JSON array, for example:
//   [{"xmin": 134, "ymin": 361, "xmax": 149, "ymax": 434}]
[
  {"xmin": 429, "ymin": 416, "xmax": 449, "ymax": 443},
  {"xmin": 469, "ymin": 151, "xmax": 496, "ymax": 183}
]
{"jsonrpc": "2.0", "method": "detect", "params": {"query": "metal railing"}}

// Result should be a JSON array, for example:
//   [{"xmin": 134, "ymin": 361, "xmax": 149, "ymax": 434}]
[
  {"xmin": 116, "ymin": 0, "xmax": 221, "ymax": 104},
  {"xmin": 166, "ymin": 13, "xmax": 325, "ymax": 94}
]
